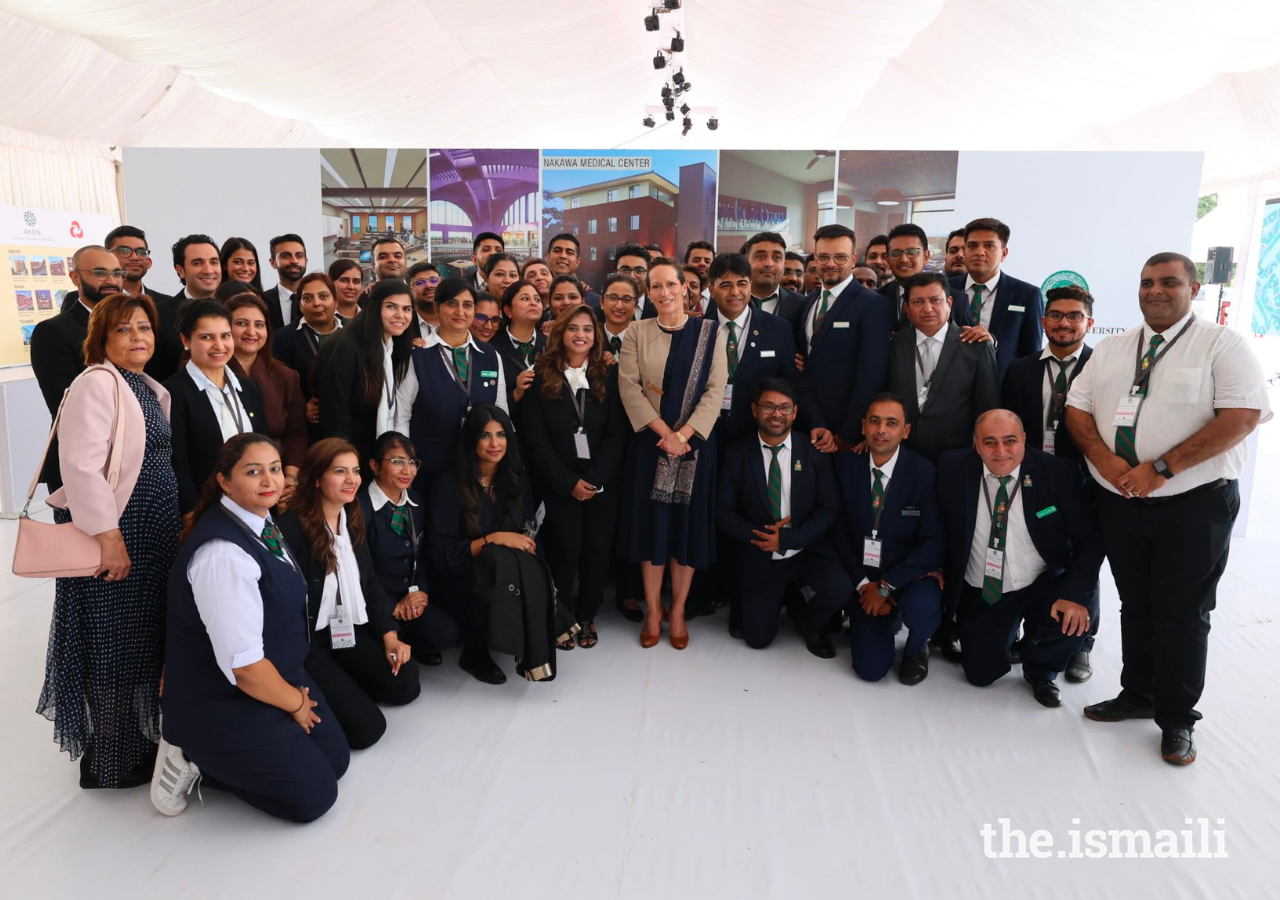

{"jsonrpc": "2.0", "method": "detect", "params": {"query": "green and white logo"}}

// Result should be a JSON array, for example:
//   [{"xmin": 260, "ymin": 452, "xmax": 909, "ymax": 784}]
[{"xmin": 1041, "ymin": 270, "xmax": 1089, "ymax": 293}]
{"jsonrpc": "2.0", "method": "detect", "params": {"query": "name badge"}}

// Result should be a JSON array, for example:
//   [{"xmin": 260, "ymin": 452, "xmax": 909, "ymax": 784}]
[
  {"xmin": 574, "ymin": 429, "xmax": 591, "ymax": 459},
  {"xmin": 330, "ymin": 608, "xmax": 356, "ymax": 650},
  {"xmin": 1008, "ymin": 305, "xmax": 1026, "ymax": 313},
  {"xmin": 832, "ymin": 321, "xmax": 851, "ymax": 329},
  {"xmin": 480, "ymin": 370, "xmax": 499, "ymax": 378},
  {"xmin": 1035, "ymin": 505, "xmax": 1058, "ymax": 519},
  {"xmin": 760, "ymin": 350, "xmax": 776, "ymax": 358},
  {"xmin": 720, "ymin": 382, "xmax": 734, "ymax": 413},
  {"xmin": 901, "ymin": 508, "xmax": 921, "ymax": 517},
  {"xmin": 1113, "ymin": 392, "xmax": 1142, "ymax": 427},
  {"xmin": 1043, "ymin": 428, "xmax": 1057, "ymax": 455},
  {"xmin": 984, "ymin": 547, "xmax": 1005, "ymax": 581},
  {"xmin": 862, "ymin": 537, "xmax": 883, "ymax": 568}
]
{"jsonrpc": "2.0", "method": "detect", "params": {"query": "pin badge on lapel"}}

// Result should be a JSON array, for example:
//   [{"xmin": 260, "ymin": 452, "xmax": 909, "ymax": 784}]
[
  {"xmin": 794, "ymin": 460, "xmax": 802, "ymax": 471},
  {"xmin": 1023, "ymin": 475, "xmax": 1033, "ymax": 487},
  {"xmin": 750, "ymin": 341, "xmax": 756, "ymax": 347}
]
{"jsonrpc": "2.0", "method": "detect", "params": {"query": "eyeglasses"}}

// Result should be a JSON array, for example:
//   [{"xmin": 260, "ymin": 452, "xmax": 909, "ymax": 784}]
[
  {"xmin": 759, "ymin": 403, "xmax": 795, "ymax": 415},
  {"xmin": 617, "ymin": 265, "xmax": 648, "ymax": 276},
  {"xmin": 603, "ymin": 293, "xmax": 636, "ymax": 303},
  {"xmin": 1045, "ymin": 311, "xmax": 1087, "ymax": 323},
  {"xmin": 381, "ymin": 457, "xmax": 420, "ymax": 470},
  {"xmin": 413, "ymin": 277, "xmax": 441, "ymax": 288},
  {"xmin": 814, "ymin": 254, "xmax": 851, "ymax": 265},
  {"xmin": 887, "ymin": 248, "xmax": 922, "ymax": 259},
  {"xmin": 83, "ymin": 268, "xmax": 126, "ymax": 280},
  {"xmin": 111, "ymin": 247, "xmax": 150, "ymax": 259},
  {"xmin": 474, "ymin": 313, "xmax": 495, "ymax": 325}
]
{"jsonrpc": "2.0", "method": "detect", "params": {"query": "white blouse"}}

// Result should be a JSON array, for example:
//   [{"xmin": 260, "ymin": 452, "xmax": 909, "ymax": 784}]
[{"xmin": 315, "ymin": 507, "xmax": 369, "ymax": 631}]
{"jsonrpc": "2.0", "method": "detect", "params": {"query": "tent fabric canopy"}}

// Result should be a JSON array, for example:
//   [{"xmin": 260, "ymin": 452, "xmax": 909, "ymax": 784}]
[{"xmin": 1, "ymin": 1, "xmax": 1279, "ymax": 183}]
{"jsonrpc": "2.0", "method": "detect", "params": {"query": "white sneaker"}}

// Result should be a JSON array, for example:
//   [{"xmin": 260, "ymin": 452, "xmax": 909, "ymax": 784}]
[{"xmin": 150, "ymin": 738, "xmax": 201, "ymax": 817}]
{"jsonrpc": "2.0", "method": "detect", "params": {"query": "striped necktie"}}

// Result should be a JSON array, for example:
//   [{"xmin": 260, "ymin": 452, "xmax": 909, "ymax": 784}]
[
  {"xmin": 1114, "ymin": 334, "xmax": 1163, "ymax": 466},
  {"xmin": 970, "ymin": 284, "xmax": 985, "ymax": 324},
  {"xmin": 260, "ymin": 522, "xmax": 284, "ymax": 559},
  {"xmin": 725, "ymin": 321, "xmax": 740, "ymax": 379},
  {"xmin": 451, "ymin": 346, "xmax": 469, "ymax": 384},
  {"xmin": 766, "ymin": 444, "xmax": 783, "ymax": 520},
  {"xmin": 981, "ymin": 475, "xmax": 1012, "ymax": 605},
  {"xmin": 1046, "ymin": 358, "xmax": 1073, "ymax": 429},
  {"xmin": 815, "ymin": 289, "xmax": 833, "ymax": 329},
  {"xmin": 389, "ymin": 502, "xmax": 411, "ymax": 537},
  {"xmin": 872, "ymin": 467, "xmax": 885, "ymax": 517}
]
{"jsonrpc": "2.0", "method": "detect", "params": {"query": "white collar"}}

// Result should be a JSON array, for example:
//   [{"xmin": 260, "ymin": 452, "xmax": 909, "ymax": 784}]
[
  {"xmin": 915, "ymin": 326, "xmax": 946, "ymax": 346},
  {"xmin": 303, "ymin": 317, "xmax": 340, "ymax": 336},
  {"xmin": 819, "ymin": 273, "xmax": 853, "ymax": 298},
  {"xmin": 186, "ymin": 359, "xmax": 241, "ymax": 394},
  {"xmin": 367, "ymin": 480, "xmax": 416, "ymax": 512},
  {"xmin": 604, "ymin": 323, "xmax": 629, "ymax": 341},
  {"xmin": 752, "ymin": 287, "xmax": 780, "ymax": 303},
  {"xmin": 716, "ymin": 304, "xmax": 751, "ymax": 329},
  {"xmin": 79, "ymin": 299, "xmax": 95, "ymax": 315},
  {"xmin": 965, "ymin": 270, "xmax": 1001, "ymax": 294},
  {"xmin": 1142, "ymin": 309, "xmax": 1194, "ymax": 344},
  {"xmin": 760, "ymin": 432, "xmax": 793, "ymax": 455},
  {"xmin": 424, "ymin": 331, "xmax": 480, "ymax": 353},
  {"xmin": 1039, "ymin": 344, "xmax": 1080, "ymax": 363},
  {"xmin": 220, "ymin": 495, "xmax": 268, "ymax": 533},
  {"xmin": 506, "ymin": 326, "xmax": 538, "ymax": 345},
  {"xmin": 869, "ymin": 446, "xmax": 900, "ymax": 480},
  {"xmin": 982, "ymin": 463, "xmax": 1022, "ymax": 485},
  {"xmin": 278, "ymin": 284, "xmax": 295, "ymax": 299}
]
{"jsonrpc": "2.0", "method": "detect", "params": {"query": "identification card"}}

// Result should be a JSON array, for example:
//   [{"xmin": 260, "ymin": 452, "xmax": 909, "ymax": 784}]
[
  {"xmin": 984, "ymin": 547, "xmax": 1005, "ymax": 581},
  {"xmin": 862, "ymin": 537, "xmax": 883, "ymax": 568},
  {"xmin": 574, "ymin": 429, "xmax": 591, "ymax": 459},
  {"xmin": 1043, "ymin": 428, "xmax": 1057, "ymax": 455},
  {"xmin": 1113, "ymin": 392, "xmax": 1142, "ymax": 427},
  {"xmin": 721, "ymin": 382, "xmax": 734, "ymax": 412},
  {"xmin": 329, "ymin": 609, "xmax": 356, "ymax": 650}
]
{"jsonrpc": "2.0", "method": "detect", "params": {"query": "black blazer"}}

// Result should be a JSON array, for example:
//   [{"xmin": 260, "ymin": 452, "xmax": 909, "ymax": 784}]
[
  {"xmin": 488, "ymin": 328, "xmax": 547, "ymax": 387},
  {"xmin": 357, "ymin": 486, "xmax": 427, "ymax": 601},
  {"xmin": 273, "ymin": 319, "xmax": 336, "ymax": 399},
  {"xmin": 314, "ymin": 330, "xmax": 383, "ymax": 466},
  {"xmin": 262, "ymin": 285, "xmax": 301, "ymax": 332},
  {"xmin": 949, "ymin": 272, "xmax": 1044, "ymax": 380},
  {"xmin": 29, "ymin": 297, "xmax": 92, "ymax": 490},
  {"xmin": 833, "ymin": 447, "xmax": 945, "ymax": 590},
  {"xmin": 753, "ymin": 287, "xmax": 809, "ymax": 332},
  {"xmin": 797, "ymin": 280, "xmax": 895, "ymax": 444},
  {"xmin": 887, "ymin": 323, "xmax": 999, "ymax": 465},
  {"xmin": 163, "ymin": 367, "xmax": 267, "ymax": 513},
  {"xmin": 1001, "ymin": 345, "xmax": 1094, "ymax": 460},
  {"xmin": 275, "ymin": 510, "xmax": 398, "ymax": 639},
  {"xmin": 716, "ymin": 434, "xmax": 840, "ymax": 564},
  {"xmin": 428, "ymin": 469, "xmax": 535, "ymax": 600},
  {"xmin": 878, "ymin": 280, "xmax": 970, "ymax": 332},
  {"xmin": 520, "ymin": 367, "xmax": 627, "ymax": 498},
  {"xmin": 146, "ymin": 289, "xmax": 189, "ymax": 384},
  {"xmin": 936, "ymin": 447, "xmax": 1104, "ymax": 617},
  {"xmin": 714, "ymin": 308, "xmax": 814, "ymax": 447}
]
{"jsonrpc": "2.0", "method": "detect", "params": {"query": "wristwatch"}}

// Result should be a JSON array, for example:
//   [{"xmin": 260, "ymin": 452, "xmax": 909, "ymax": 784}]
[
  {"xmin": 877, "ymin": 581, "xmax": 894, "ymax": 599},
  {"xmin": 1153, "ymin": 458, "xmax": 1174, "ymax": 479},
  {"xmin": 675, "ymin": 431, "xmax": 687, "ymax": 444}
]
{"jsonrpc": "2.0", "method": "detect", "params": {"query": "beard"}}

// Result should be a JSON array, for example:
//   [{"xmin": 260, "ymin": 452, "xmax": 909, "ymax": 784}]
[{"xmin": 80, "ymin": 281, "xmax": 116, "ymax": 305}]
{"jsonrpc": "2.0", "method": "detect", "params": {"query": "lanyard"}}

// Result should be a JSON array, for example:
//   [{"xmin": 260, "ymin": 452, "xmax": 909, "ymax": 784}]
[
  {"xmin": 1131, "ymin": 316, "xmax": 1194, "ymax": 392},
  {"xmin": 570, "ymin": 386, "xmax": 589, "ymax": 430},
  {"xmin": 439, "ymin": 343, "xmax": 474, "ymax": 397},
  {"xmin": 301, "ymin": 322, "xmax": 337, "ymax": 356},
  {"xmin": 217, "ymin": 383, "xmax": 246, "ymax": 433},
  {"xmin": 218, "ymin": 505, "xmax": 302, "ymax": 575},
  {"xmin": 981, "ymin": 473, "xmax": 1022, "ymax": 547},
  {"xmin": 399, "ymin": 494, "xmax": 419, "ymax": 586}
]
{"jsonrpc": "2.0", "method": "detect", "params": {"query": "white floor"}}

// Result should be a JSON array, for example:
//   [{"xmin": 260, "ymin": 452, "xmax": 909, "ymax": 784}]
[{"xmin": 2, "ymin": 469, "xmax": 1279, "ymax": 898}]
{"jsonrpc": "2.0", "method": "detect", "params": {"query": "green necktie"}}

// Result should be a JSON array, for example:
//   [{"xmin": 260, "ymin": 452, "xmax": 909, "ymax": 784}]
[
  {"xmin": 725, "ymin": 321, "xmax": 740, "ymax": 379},
  {"xmin": 981, "ymin": 475, "xmax": 1012, "ymax": 605},
  {"xmin": 389, "ymin": 502, "xmax": 410, "ymax": 537},
  {"xmin": 1114, "ymin": 334, "xmax": 1164, "ymax": 466},
  {"xmin": 766, "ymin": 444, "xmax": 784, "ymax": 521},
  {"xmin": 451, "ymin": 346, "xmax": 469, "ymax": 384},
  {"xmin": 513, "ymin": 337, "xmax": 535, "ymax": 367},
  {"xmin": 261, "ymin": 522, "xmax": 284, "ymax": 559},
  {"xmin": 970, "ymin": 284, "xmax": 985, "ymax": 324},
  {"xmin": 872, "ymin": 467, "xmax": 885, "ymax": 518},
  {"xmin": 815, "ymin": 289, "xmax": 833, "ymax": 329},
  {"xmin": 1045, "ymin": 358, "xmax": 1072, "ymax": 429},
  {"xmin": 609, "ymin": 335, "xmax": 622, "ymax": 355}
]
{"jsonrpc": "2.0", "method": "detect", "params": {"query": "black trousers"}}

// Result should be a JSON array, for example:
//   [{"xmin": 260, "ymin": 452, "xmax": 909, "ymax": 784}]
[
  {"xmin": 305, "ymin": 622, "xmax": 421, "ymax": 750},
  {"xmin": 851, "ymin": 577, "xmax": 941, "ymax": 682},
  {"xmin": 958, "ymin": 579, "xmax": 1086, "ymax": 686},
  {"xmin": 740, "ymin": 550, "xmax": 851, "ymax": 650},
  {"xmin": 1095, "ymin": 480, "xmax": 1239, "ymax": 731},
  {"xmin": 542, "ymin": 490, "xmax": 619, "ymax": 623},
  {"xmin": 396, "ymin": 605, "xmax": 462, "ymax": 653}
]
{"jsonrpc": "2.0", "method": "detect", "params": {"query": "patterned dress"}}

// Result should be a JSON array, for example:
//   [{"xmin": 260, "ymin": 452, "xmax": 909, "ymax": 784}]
[{"xmin": 37, "ymin": 367, "xmax": 180, "ymax": 786}]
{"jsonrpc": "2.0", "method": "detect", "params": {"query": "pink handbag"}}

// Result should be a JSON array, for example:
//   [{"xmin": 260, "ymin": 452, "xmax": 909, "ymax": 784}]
[{"xmin": 12, "ymin": 369, "xmax": 125, "ymax": 578}]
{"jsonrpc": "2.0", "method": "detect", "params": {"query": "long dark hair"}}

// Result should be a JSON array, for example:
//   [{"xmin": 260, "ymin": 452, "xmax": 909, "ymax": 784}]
[
  {"xmin": 180, "ymin": 433, "xmax": 282, "ymax": 544},
  {"xmin": 536, "ymin": 305, "xmax": 607, "ymax": 403},
  {"xmin": 220, "ymin": 237, "xmax": 265, "ymax": 294},
  {"xmin": 289, "ymin": 438, "xmax": 367, "ymax": 574},
  {"xmin": 225, "ymin": 291, "xmax": 277, "ymax": 373},
  {"xmin": 453, "ymin": 404, "xmax": 523, "ymax": 538},
  {"xmin": 321, "ymin": 279, "xmax": 413, "ymax": 407}
]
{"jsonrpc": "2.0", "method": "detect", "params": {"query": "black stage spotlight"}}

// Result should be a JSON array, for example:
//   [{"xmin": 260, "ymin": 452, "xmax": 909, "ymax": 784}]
[
  {"xmin": 665, "ymin": 110, "xmax": 675, "ymax": 121},
  {"xmin": 643, "ymin": 116, "xmax": 655, "ymax": 128},
  {"xmin": 664, "ymin": 0, "xmax": 681, "ymax": 9},
  {"xmin": 663, "ymin": 95, "xmax": 675, "ymax": 110},
  {"xmin": 707, "ymin": 117, "xmax": 719, "ymax": 130},
  {"xmin": 671, "ymin": 31, "xmax": 685, "ymax": 52},
  {"xmin": 682, "ymin": 120, "xmax": 692, "ymax": 137},
  {"xmin": 653, "ymin": 52, "xmax": 666, "ymax": 70},
  {"xmin": 672, "ymin": 69, "xmax": 685, "ymax": 85},
  {"xmin": 661, "ymin": 84, "xmax": 672, "ymax": 99},
  {"xmin": 644, "ymin": 13, "xmax": 659, "ymax": 31},
  {"xmin": 679, "ymin": 103, "xmax": 690, "ymax": 115}
]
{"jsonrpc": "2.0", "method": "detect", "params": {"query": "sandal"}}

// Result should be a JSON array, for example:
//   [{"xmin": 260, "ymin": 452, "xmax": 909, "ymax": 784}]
[
  {"xmin": 577, "ymin": 622, "xmax": 598, "ymax": 649},
  {"xmin": 556, "ymin": 634, "xmax": 576, "ymax": 650}
]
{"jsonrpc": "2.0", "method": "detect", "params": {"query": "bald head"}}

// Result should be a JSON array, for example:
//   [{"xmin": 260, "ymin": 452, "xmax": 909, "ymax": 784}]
[
  {"xmin": 72, "ymin": 245, "xmax": 108, "ymax": 267},
  {"xmin": 973, "ymin": 408, "xmax": 1026, "ymax": 476},
  {"xmin": 69, "ymin": 245, "xmax": 123, "ymax": 304},
  {"xmin": 974, "ymin": 408, "xmax": 1024, "ymax": 438}
]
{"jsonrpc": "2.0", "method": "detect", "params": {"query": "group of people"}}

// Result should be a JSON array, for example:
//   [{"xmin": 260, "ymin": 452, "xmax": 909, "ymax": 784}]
[{"xmin": 25, "ymin": 214, "xmax": 1270, "ymax": 825}]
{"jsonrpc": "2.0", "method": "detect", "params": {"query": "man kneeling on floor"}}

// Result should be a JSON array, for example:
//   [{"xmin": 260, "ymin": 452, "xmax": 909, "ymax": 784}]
[
  {"xmin": 937, "ymin": 409, "xmax": 1103, "ymax": 707},
  {"xmin": 716, "ymin": 378, "xmax": 850, "ymax": 657}
]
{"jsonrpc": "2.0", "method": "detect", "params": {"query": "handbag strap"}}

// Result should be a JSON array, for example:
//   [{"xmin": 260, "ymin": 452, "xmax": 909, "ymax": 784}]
[{"xmin": 24, "ymin": 366, "xmax": 128, "ymax": 515}]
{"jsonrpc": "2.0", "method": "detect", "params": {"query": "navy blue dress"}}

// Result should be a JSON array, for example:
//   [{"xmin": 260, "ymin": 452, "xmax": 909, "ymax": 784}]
[{"xmin": 37, "ymin": 367, "xmax": 180, "ymax": 786}]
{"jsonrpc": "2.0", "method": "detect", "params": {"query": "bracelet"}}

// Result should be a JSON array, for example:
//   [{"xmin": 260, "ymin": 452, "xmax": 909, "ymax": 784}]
[{"xmin": 291, "ymin": 687, "xmax": 307, "ymax": 714}]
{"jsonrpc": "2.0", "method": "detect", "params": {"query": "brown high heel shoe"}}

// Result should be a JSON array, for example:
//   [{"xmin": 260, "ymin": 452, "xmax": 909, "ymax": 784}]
[
  {"xmin": 668, "ymin": 613, "xmax": 688, "ymax": 650},
  {"xmin": 640, "ymin": 607, "xmax": 668, "ymax": 648}
]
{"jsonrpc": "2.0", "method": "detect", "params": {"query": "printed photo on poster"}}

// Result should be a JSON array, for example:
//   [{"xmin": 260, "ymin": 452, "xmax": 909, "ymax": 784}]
[
  {"xmin": 9, "ymin": 255, "xmax": 26, "ymax": 276},
  {"xmin": 21, "ymin": 324, "xmax": 35, "ymax": 346},
  {"xmin": 717, "ymin": 151, "xmax": 836, "ymax": 255},
  {"xmin": 429, "ymin": 149, "xmax": 540, "ymax": 282},
  {"xmin": 35, "ymin": 290, "xmax": 52, "ymax": 311},
  {"xmin": 541, "ymin": 150, "xmax": 717, "ymax": 292},
  {"xmin": 49, "ymin": 256, "xmax": 66, "ymax": 277},
  {"xmin": 29, "ymin": 256, "xmax": 47, "ymax": 277},
  {"xmin": 320, "ymin": 149, "xmax": 429, "ymax": 275},
  {"xmin": 15, "ymin": 290, "xmax": 34, "ymax": 311}
]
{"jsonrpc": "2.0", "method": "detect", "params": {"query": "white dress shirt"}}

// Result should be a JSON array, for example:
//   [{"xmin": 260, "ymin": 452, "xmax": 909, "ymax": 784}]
[
  {"xmin": 716, "ymin": 305, "xmax": 751, "ymax": 349},
  {"xmin": 634, "ymin": 296, "xmax": 648, "ymax": 320},
  {"xmin": 804, "ymin": 273, "xmax": 853, "ymax": 348},
  {"xmin": 315, "ymin": 507, "xmax": 369, "ymax": 631},
  {"xmin": 1039, "ymin": 345, "xmax": 1081, "ymax": 429},
  {"xmin": 367, "ymin": 479, "xmax": 417, "ymax": 512},
  {"xmin": 1066, "ymin": 311, "xmax": 1272, "ymax": 498},
  {"xmin": 753, "ymin": 290, "xmax": 781, "ymax": 316},
  {"xmin": 964, "ymin": 271, "xmax": 1001, "ymax": 329},
  {"xmin": 859, "ymin": 447, "xmax": 900, "ymax": 588},
  {"xmin": 375, "ymin": 336, "xmax": 398, "ymax": 438},
  {"xmin": 393, "ymin": 331, "xmax": 509, "ymax": 435},
  {"xmin": 964, "ymin": 464, "xmax": 1048, "ymax": 593},
  {"xmin": 416, "ymin": 315, "xmax": 435, "ymax": 342},
  {"xmin": 185, "ymin": 360, "xmax": 250, "ymax": 442},
  {"xmin": 186, "ymin": 497, "xmax": 279, "ymax": 684},
  {"xmin": 760, "ymin": 434, "xmax": 800, "ymax": 560}
]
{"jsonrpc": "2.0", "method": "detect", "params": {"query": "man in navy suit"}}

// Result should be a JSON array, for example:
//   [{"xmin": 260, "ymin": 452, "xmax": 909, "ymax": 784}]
[
  {"xmin": 798, "ymin": 224, "xmax": 895, "ymax": 453},
  {"xmin": 937, "ymin": 410, "xmax": 1103, "ymax": 707},
  {"xmin": 949, "ymin": 217, "xmax": 1044, "ymax": 381},
  {"xmin": 836, "ymin": 394, "xmax": 945, "ymax": 684},
  {"xmin": 743, "ymin": 232, "xmax": 808, "ymax": 331},
  {"xmin": 717, "ymin": 379, "xmax": 851, "ymax": 658},
  {"xmin": 878, "ymin": 223, "xmax": 970, "ymax": 333}
]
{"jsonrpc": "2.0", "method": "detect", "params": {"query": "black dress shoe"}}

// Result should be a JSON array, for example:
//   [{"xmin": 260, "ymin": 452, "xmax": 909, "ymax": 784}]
[
  {"xmin": 614, "ymin": 597, "xmax": 644, "ymax": 623},
  {"xmin": 1024, "ymin": 674, "xmax": 1062, "ymax": 708},
  {"xmin": 804, "ymin": 631, "xmax": 836, "ymax": 659},
  {"xmin": 1065, "ymin": 651, "xmax": 1093, "ymax": 683},
  {"xmin": 1160, "ymin": 728, "xmax": 1197, "ymax": 765},
  {"xmin": 899, "ymin": 646, "xmax": 929, "ymax": 685},
  {"xmin": 728, "ymin": 616, "xmax": 743, "ymax": 640},
  {"xmin": 460, "ymin": 653, "xmax": 507, "ymax": 685},
  {"xmin": 821, "ymin": 610, "xmax": 845, "ymax": 635},
  {"xmin": 1083, "ymin": 694, "xmax": 1155, "ymax": 722},
  {"xmin": 933, "ymin": 626, "xmax": 962, "ymax": 663},
  {"xmin": 1009, "ymin": 638, "xmax": 1022, "ymax": 665}
]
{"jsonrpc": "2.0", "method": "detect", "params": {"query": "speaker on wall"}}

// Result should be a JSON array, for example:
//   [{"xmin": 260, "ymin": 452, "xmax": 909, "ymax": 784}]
[{"xmin": 1205, "ymin": 246, "xmax": 1233, "ymax": 284}]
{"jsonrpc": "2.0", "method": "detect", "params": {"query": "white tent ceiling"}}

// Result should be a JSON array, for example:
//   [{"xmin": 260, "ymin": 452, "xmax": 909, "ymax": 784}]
[{"xmin": 1, "ymin": 0, "xmax": 1279, "ymax": 184}]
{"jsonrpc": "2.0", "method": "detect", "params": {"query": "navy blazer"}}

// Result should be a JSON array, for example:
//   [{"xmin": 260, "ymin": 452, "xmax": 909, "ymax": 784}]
[
  {"xmin": 833, "ymin": 447, "xmax": 945, "ymax": 591},
  {"xmin": 715, "ymin": 307, "xmax": 815, "ymax": 447},
  {"xmin": 797, "ymin": 280, "xmax": 895, "ymax": 443},
  {"xmin": 752, "ymin": 287, "xmax": 808, "ymax": 332},
  {"xmin": 1000, "ymin": 345, "xmax": 1093, "ymax": 461},
  {"xmin": 716, "ymin": 433, "xmax": 840, "ymax": 563},
  {"xmin": 878, "ymin": 279, "xmax": 970, "ymax": 332},
  {"xmin": 935, "ymin": 447, "xmax": 1104, "ymax": 617},
  {"xmin": 949, "ymin": 272, "xmax": 1044, "ymax": 380},
  {"xmin": 358, "ymin": 486, "xmax": 427, "ymax": 601}
]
